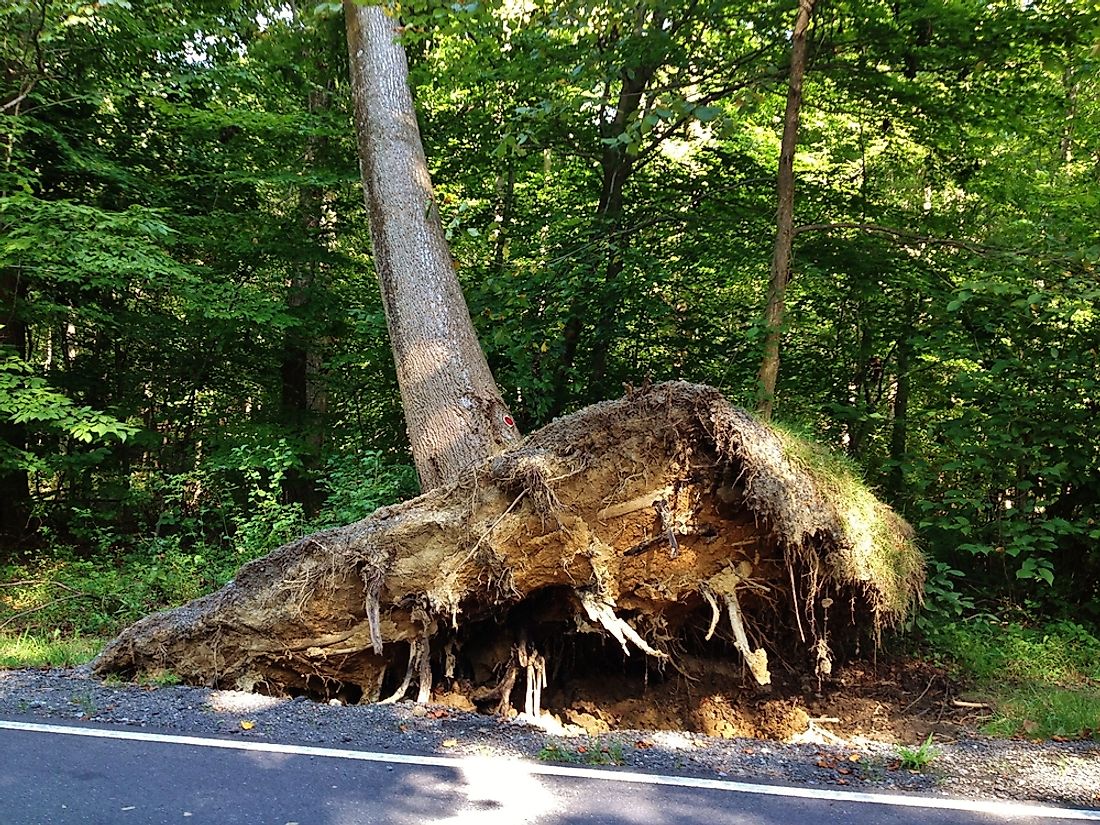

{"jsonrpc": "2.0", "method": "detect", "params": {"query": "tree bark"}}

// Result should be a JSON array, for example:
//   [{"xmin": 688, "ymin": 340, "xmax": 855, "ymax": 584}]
[
  {"xmin": 887, "ymin": 300, "xmax": 914, "ymax": 500},
  {"xmin": 344, "ymin": 2, "xmax": 519, "ymax": 490},
  {"xmin": 0, "ymin": 267, "xmax": 29, "ymax": 540},
  {"xmin": 756, "ymin": 0, "xmax": 816, "ymax": 421},
  {"xmin": 549, "ymin": 30, "xmax": 662, "ymax": 419},
  {"xmin": 281, "ymin": 75, "xmax": 332, "ymax": 509}
]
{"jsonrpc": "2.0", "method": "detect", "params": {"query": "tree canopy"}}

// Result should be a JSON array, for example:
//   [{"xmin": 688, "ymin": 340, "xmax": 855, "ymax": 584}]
[{"xmin": 2, "ymin": 0, "xmax": 1098, "ymax": 628}]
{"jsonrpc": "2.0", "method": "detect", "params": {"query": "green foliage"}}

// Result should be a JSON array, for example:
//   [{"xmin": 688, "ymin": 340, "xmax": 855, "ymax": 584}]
[
  {"xmin": 1, "ymin": 0, "xmax": 1097, "ymax": 644},
  {"xmin": 924, "ymin": 619, "xmax": 1100, "ymax": 686},
  {"xmin": 537, "ymin": 740, "xmax": 625, "ymax": 766},
  {"xmin": 894, "ymin": 734, "xmax": 939, "ymax": 772},
  {"xmin": 981, "ymin": 686, "xmax": 1100, "ymax": 741},
  {"xmin": 137, "ymin": 669, "xmax": 182, "ymax": 688},
  {"xmin": 0, "ymin": 351, "xmax": 137, "ymax": 462},
  {"xmin": 924, "ymin": 618, "xmax": 1100, "ymax": 740},
  {"xmin": 315, "ymin": 452, "xmax": 419, "ymax": 527}
]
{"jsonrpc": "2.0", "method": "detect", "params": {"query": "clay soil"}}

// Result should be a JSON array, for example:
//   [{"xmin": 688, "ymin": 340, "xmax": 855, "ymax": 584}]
[{"xmin": 447, "ymin": 649, "xmax": 971, "ymax": 745}]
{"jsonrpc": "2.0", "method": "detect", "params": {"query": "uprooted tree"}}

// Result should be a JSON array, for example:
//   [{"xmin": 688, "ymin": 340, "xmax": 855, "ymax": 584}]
[
  {"xmin": 94, "ymin": 381, "xmax": 923, "ymax": 711},
  {"xmin": 92, "ymin": 4, "xmax": 924, "ymax": 716}
]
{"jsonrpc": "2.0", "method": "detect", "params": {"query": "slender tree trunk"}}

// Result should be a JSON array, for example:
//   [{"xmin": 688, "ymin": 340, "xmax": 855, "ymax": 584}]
[
  {"xmin": 756, "ymin": 0, "xmax": 816, "ymax": 421},
  {"xmin": 847, "ymin": 320, "xmax": 872, "ymax": 458},
  {"xmin": 281, "ymin": 80, "xmax": 331, "ymax": 509},
  {"xmin": 0, "ymin": 267, "xmax": 29, "ymax": 540},
  {"xmin": 887, "ymin": 300, "xmax": 914, "ymax": 500},
  {"xmin": 344, "ymin": 2, "xmax": 519, "ymax": 490},
  {"xmin": 1059, "ymin": 55, "xmax": 1077, "ymax": 165},
  {"xmin": 550, "ymin": 64, "xmax": 655, "ymax": 417}
]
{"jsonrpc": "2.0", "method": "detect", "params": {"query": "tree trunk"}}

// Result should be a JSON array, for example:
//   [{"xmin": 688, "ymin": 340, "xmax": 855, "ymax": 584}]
[
  {"xmin": 550, "ymin": 47, "xmax": 660, "ymax": 418},
  {"xmin": 756, "ymin": 0, "xmax": 816, "ymax": 421},
  {"xmin": 887, "ymin": 301, "xmax": 914, "ymax": 500},
  {"xmin": 0, "ymin": 267, "xmax": 29, "ymax": 541},
  {"xmin": 344, "ymin": 2, "xmax": 519, "ymax": 489},
  {"xmin": 281, "ymin": 78, "xmax": 332, "ymax": 509}
]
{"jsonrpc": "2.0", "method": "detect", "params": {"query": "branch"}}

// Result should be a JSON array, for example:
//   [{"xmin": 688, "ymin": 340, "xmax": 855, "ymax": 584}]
[{"xmin": 794, "ymin": 221, "xmax": 1008, "ymax": 258}]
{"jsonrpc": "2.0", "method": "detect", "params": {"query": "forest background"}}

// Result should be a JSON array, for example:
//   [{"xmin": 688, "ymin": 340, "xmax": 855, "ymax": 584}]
[{"xmin": 1, "ymin": 0, "xmax": 1098, "ymax": 738}]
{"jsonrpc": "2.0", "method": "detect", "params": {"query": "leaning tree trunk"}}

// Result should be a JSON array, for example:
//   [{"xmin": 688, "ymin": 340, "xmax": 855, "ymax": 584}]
[
  {"xmin": 756, "ymin": 0, "xmax": 816, "ymax": 421},
  {"xmin": 344, "ymin": 2, "xmax": 519, "ymax": 489}
]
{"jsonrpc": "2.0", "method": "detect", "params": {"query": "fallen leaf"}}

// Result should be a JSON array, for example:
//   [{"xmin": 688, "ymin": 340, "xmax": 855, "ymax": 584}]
[
  {"xmin": 634, "ymin": 740, "xmax": 653, "ymax": 749},
  {"xmin": 398, "ymin": 724, "xmax": 408, "ymax": 732},
  {"xmin": 442, "ymin": 738, "xmax": 458, "ymax": 747},
  {"xmin": 741, "ymin": 748, "xmax": 754, "ymax": 755},
  {"xmin": 577, "ymin": 745, "xmax": 588, "ymax": 754},
  {"xmin": 848, "ymin": 753, "xmax": 861, "ymax": 762},
  {"xmin": 427, "ymin": 709, "xmax": 449, "ymax": 719},
  {"xmin": 836, "ymin": 778, "xmax": 849, "ymax": 785},
  {"xmin": 239, "ymin": 720, "xmax": 255, "ymax": 731}
]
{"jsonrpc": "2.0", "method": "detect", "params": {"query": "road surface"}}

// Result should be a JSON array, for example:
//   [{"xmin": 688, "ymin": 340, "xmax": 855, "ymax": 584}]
[{"xmin": 1, "ymin": 720, "xmax": 1098, "ymax": 824}]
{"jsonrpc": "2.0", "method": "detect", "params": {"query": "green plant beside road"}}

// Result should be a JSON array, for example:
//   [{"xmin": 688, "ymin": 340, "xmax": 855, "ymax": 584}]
[
  {"xmin": 924, "ymin": 618, "xmax": 1100, "ymax": 741},
  {"xmin": 538, "ymin": 741, "xmax": 626, "ymax": 766},
  {"xmin": 0, "ymin": 631, "xmax": 103, "ymax": 669},
  {"xmin": 895, "ymin": 734, "xmax": 939, "ymax": 772}
]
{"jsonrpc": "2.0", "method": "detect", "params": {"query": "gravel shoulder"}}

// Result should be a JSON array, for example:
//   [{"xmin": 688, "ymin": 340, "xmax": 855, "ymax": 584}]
[{"xmin": 1, "ymin": 666, "xmax": 1097, "ymax": 811}]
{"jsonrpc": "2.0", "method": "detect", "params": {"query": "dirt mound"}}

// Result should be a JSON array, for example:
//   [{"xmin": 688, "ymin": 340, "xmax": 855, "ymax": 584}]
[{"xmin": 92, "ymin": 382, "xmax": 924, "ymax": 718}]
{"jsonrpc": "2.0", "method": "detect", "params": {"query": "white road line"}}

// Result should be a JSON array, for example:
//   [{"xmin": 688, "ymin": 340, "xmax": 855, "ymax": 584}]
[{"xmin": 2, "ymin": 718, "xmax": 1098, "ymax": 821}]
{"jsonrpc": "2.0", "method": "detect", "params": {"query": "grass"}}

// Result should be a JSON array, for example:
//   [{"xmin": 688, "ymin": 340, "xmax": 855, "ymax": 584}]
[
  {"xmin": 0, "ymin": 631, "xmax": 104, "ymax": 669},
  {"xmin": 772, "ymin": 422, "xmax": 924, "ymax": 622},
  {"xmin": 895, "ymin": 733, "xmax": 939, "ymax": 772},
  {"xmin": 925, "ymin": 618, "xmax": 1100, "ymax": 741},
  {"xmin": 537, "ymin": 740, "xmax": 625, "ymax": 766}
]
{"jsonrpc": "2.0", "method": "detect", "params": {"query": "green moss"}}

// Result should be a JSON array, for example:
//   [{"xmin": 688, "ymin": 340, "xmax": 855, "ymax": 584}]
[{"xmin": 772, "ymin": 423, "xmax": 924, "ymax": 622}]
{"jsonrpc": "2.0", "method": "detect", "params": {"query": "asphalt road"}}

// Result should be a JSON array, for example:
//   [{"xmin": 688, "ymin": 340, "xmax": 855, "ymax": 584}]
[{"xmin": 2, "ymin": 721, "xmax": 1098, "ymax": 825}]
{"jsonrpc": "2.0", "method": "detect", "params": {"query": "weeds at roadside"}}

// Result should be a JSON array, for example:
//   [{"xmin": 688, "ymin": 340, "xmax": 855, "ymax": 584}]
[
  {"xmin": 538, "ymin": 740, "xmax": 625, "ymax": 766},
  {"xmin": 895, "ymin": 734, "xmax": 939, "ymax": 772},
  {"xmin": 138, "ymin": 669, "xmax": 182, "ymax": 688},
  {"xmin": 69, "ymin": 691, "xmax": 97, "ymax": 717},
  {"xmin": 0, "ymin": 631, "xmax": 103, "ymax": 669},
  {"xmin": 922, "ymin": 618, "xmax": 1100, "ymax": 741}
]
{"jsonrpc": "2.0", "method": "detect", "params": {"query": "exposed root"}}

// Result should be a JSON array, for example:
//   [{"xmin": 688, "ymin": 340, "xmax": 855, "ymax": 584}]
[
  {"xmin": 380, "ymin": 638, "xmax": 419, "ymax": 704},
  {"xmin": 365, "ymin": 590, "xmax": 384, "ymax": 655},
  {"xmin": 496, "ymin": 663, "xmax": 518, "ymax": 716},
  {"xmin": 91, "ymin": 381, "xmax": 922, "ymax": 712},
  {"xmin": 416, "ymin": 630, "xmax": 432, "ymax": 704},
  {"xmin": 579, "ymin": 591, "xmax": 667, "ymax": 659},
  {"xmin": 702, "ymin": 588, "xmax": 722, "ymax": 642},
  {"xmin": 518, "ymin": 640, "xmax": 547, "ymax": 717},
  {"xmin": 704, "ymin": 565, "xmax": 772, "ymax": 686},
  {"xmin": 723, "ymin": 586, "xmax": 771, "ymax": 686}
]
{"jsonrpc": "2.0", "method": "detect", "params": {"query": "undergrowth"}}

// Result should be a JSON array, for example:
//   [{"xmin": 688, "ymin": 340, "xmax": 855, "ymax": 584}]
[
  {"xmin": 0, "ymin": 631, "xmax": 104, "ymax": 669},
  {"xmin": 0, "ymin": 451, "xmax": 416, "ymax": 668},
  {"xmin": 924, "ymin": 617, "xmax": 1100, "ymax": 740},
  {"xmin": 537, "ymin": 741, "xmax": 626, "ymax": 766}
]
